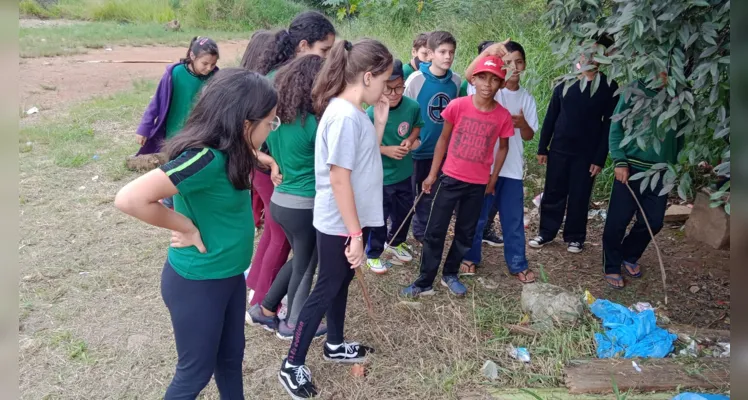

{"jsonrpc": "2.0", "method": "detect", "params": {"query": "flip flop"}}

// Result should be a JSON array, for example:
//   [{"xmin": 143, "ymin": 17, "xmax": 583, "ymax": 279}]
[
  {"xmin": 604, "ymin": 274, "xmax": 625, "ymax": 289},
  {"xmin": 459, "ymin": 261, "xmax": 476, "ymax": 276},
  {"xmin": 513, "ymin": 269, "xmax": 536, "ymax": 284},
  {"xmin": 622, "ymin": 261, "xmax": 642, "ymax": 278}
]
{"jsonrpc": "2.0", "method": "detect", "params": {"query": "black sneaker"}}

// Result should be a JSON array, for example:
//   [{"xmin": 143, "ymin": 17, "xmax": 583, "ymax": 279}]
[
  {"xmin": 482, "ymin": 230, "xmax": 504, "ymax": 247},
  {"xmin": 323, "ymin": 341, "xmax": 374, "ymax": 364},
  {"xmin": 278, "ymin": 358, "xmax": 318, "ymax": 399},
  {"xmin": 567, "ymin": 241, "xmax": 584, "ymax": 253},
  {"xmin": 528, "ymin": 235, "xmax": 552, "ymax": 249}
]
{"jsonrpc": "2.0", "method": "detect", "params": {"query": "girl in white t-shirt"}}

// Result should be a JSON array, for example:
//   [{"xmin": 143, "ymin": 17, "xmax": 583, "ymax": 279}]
[{"xmin": 278, "ymin": 38, "xmax": 393, "ymax": 400}]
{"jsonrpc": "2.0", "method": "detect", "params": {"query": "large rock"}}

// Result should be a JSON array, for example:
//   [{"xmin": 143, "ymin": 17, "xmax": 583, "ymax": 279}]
[
  {"xmin": 685, "ymin": 192, "xmax": 730, "ymax": 250},
  {"xmin": 520, "ymin": 283, "xmax": 583, "ymax": 330},
  {"xmin": 664, "ymin": 204, "xmax": 692, "ymax": 223}
]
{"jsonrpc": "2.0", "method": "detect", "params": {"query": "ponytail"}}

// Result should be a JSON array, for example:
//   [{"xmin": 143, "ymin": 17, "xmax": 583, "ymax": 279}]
[
  {"xmin": 312, "ymin": 38, "xmax": 392, "ymax": 115},
  {"xmin": 183, "ymin": 36, "xmax": 219, "ymax": 64},
  {"xmin": 269, "ymin": 29, "xmax": 295, "ymax": 73},
  {"xmin": 312, "ymin": 40, "xmax": 349, "ymax": 115}
]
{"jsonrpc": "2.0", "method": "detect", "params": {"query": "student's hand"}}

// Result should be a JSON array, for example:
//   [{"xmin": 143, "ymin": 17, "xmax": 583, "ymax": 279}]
[
  {"xmin": 537, "ymin": 155, "xmax": 547, "ymax": 165},
  {"xmin": 136, "ymin": 134, "xmax": 147, "ymax": 146},
  {"xmin": 615, "ymin": 166, "xmax": 629, "ymax": 184},
  {"xmin": 345, "ymin": 237, "xmax": 365, "ymax": 268},
  {"xmin": 381, "ymin": 145, "xmax": 408, "ymax": 160},
  {"xmin": 422, "ymin": 174, "xmax": 437, "ymax": 194},
  {"xmin": 171, "ymin": 223, "xmax": 207, "ymax": 253},
  {"xmin": 270, "ymin": 162, "xmax": 283, "ymax": 186},
  {"xmin": 403, "ymin": 138, "xmax": 420, "ymax": 150},
  {"xmin": 589, "ymin": 164, "xmax": 602, "ymax": 177},
  {"xmin": 483, "ymin": 38, "xmax": 511, "ymax": 58},
  {"xmin": 511, "ymin": 110, "xmax": 528, "ymax": 130},
  {"xmin": 486, "ymin": 176, "xmax": 498, "ymax": 195},
  {"xmin": 373, "ymin": 94, "xmax": 390, "ymax": 128}
]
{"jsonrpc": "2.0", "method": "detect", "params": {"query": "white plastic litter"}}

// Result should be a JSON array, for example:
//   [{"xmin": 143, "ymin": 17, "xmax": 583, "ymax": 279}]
[
  {"xmin": 632, "ymin": 360, "xmax": 642, "ymax": 372},
  {"xmin": 532, "ymin": 193, "xmax": 543, "ymax": 208},
  {"xmin": 631, "ymin": 302, "xmax": 654, "ymax": 312},
  {"xmin": 508, "ymin": 345, "xmax": 530, "ymax": 362},
  {"xmin": 26, "ymin": 107, "xmax": 39, "ymax": 115}
]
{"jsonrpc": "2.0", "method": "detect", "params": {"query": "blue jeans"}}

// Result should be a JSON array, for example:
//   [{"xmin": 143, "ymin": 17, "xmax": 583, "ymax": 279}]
[{"xmin": 463, "ymin": 177, "xmax": 528, "ymax": 274}]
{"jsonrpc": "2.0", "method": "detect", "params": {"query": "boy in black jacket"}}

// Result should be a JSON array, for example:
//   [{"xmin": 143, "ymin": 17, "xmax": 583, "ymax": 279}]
[{"xmin": 529, "ymin": 34, "xmax": 619, "ymax": 253}]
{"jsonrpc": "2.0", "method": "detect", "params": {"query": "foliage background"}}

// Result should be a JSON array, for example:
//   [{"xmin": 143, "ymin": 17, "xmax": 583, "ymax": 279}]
[{"xmin": 20, "ymin": 0, "xmax": 731, "ymax": 207}]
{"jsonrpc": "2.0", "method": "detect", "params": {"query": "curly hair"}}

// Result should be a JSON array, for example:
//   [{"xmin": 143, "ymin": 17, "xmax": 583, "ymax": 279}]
[
  {"xmin": 240, "ymin": 30, "xmax": 295, "ymax": 75},
  {"xmin": 273, "ymin": 54, "xmax": 324, "ymax": 125}
]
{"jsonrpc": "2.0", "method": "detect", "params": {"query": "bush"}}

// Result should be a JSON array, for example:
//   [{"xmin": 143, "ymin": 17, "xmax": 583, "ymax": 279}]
[
  {"xmin": 182, "ymin": 0, "xmax": 307, "ymax": 30},
  {"xmin": 19, "ymin": 0, "xmax": 61, "ymax": 18},
  {"xmin": 89, "ymin": 0, "xmax": 175, "ymax": 23}
]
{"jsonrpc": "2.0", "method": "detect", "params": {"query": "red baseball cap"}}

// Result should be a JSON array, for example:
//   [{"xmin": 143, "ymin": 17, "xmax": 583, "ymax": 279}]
[{"xmin": 473, "ymin": 56, "xmax": 506, "ymax": 80}]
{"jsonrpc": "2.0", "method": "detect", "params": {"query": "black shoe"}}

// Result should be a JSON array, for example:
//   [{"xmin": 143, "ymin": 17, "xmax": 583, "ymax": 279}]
[
  {"xmin": 482, "ymin": 230, "xmax": 504, "ymax": 247},
  {"xmin": 323, "ymin": 341, "xmax": 374, "ymax": 363},
  {"xmin": 567, "ymin": 241, "xmax": 584, "ymax": 253},
  {"xmin": 528, "ymin": 235, "xmax": 552, "ymax": 248},
  {"xmin": 278, "ymin": 358, "xmax": 318, "ymax": 399}
]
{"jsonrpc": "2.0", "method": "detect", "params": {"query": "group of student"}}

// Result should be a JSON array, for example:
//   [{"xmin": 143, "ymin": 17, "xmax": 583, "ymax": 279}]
[{"xmin": 114, "ymin": 10, "xmax": 683, "ymax": 400}]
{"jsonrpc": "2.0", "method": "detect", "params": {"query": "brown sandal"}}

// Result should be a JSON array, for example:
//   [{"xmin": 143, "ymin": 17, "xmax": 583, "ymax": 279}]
[
  {"xmin": 513, "ymin": 269, "xmax": 536, "ymax": 284},
  {"xmin": 459, "ymin": 261, "xmax": 476, "ymax": 276}
]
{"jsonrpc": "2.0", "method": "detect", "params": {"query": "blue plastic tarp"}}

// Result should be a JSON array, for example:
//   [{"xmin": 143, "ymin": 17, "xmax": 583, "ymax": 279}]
[
  {"xmin": 672, "ymin": 393, "xmax": 729, "ymax": 400},
  {"xmin": 590, "ymin": 299, "xmax": 677, "ymax": 358}
]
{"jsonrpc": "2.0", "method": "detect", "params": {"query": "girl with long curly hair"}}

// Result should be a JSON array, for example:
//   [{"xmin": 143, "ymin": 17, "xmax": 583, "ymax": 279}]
[{"xmin": 251, "ymin": 54, "xmax": 328, "ymax": 340}]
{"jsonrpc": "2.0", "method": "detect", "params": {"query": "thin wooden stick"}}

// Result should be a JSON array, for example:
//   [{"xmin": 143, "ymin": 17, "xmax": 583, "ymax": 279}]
[
  {"xmin": 354, "ymin": 267, "xmax": 375, "ymax": 319},
  {"xmin": 385, "ymin": 190, "xmax": 425, "ymax": 248},
  {"xmin": 625, "ymin": 182, "xmax": 668, "ymax": 304}
]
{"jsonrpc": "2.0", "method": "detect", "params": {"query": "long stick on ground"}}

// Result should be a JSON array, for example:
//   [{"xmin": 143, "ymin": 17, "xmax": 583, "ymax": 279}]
[
  {"xmin": 385, "ymin": 190, "xmax": 425, "ymax": 248},
  {"xmin": 625, "ymin": 182, "xmax": 668, "ymax": 304}
]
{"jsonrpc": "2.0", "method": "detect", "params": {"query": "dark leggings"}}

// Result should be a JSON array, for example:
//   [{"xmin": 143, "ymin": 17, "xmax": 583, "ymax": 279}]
[
  {"xmin": 161, "ymin": 261, "xmax": 246, "ymax": 400},
  {"xmin": 288, "ymin": 228, "xmax": 371, "ymax": 365},
  {"xmin": 262, "ymin": 203, "xmax": 317, "ymax": 326}
]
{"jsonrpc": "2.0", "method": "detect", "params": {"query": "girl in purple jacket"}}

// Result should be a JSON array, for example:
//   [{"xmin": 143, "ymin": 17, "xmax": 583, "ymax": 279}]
[{"xmin": 135, "ymin": 37, "xmax": 219, "ymax": 207}]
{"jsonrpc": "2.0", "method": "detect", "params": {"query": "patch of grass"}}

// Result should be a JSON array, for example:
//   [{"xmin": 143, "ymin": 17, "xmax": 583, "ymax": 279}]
[
  {"xmin": 49, "ymin": 331, "xmax": 93, "ymax": 362},
  {"xmin": 20, "ymin": 21, "xmax": 246, "ymax": 58},
  {"xmin": 20, "ymin": 79, "xmax": 153, "ymax": 176},
  {"xmin": 182, "ymin": 0, "xmax": 307, "ymax": 30},
  {"xmin": 474, "ymin": 293, "xmax": 599, "ymax": 387},
  {"xmin": 20, "ymin": 0, "xmax": 61, "ymax": 18}
]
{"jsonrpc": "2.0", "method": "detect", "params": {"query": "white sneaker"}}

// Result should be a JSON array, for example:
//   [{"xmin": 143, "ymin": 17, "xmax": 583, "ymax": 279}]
[
  {"xmin": 367, "ymin": 258, "xmax": 389, "ymax": 274},
  {"xmin": 528, "ymin": 235, "xmax": 552, "ymax": 248},
  {"xmin": 385, "ymin": 243, "xmax": 413, "ymax": 262}
]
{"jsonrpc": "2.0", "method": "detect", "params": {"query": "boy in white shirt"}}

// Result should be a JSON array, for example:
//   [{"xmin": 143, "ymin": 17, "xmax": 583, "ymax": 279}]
[{"xmin": 460, "ymin": 41, "xmax": 539, "ymax": 283}]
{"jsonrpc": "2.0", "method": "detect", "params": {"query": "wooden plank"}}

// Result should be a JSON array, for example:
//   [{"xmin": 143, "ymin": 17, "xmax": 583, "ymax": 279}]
[
  {"xmin": 564, "ymin": 358, "xmax": 729, "ymax": 394},
  {"xmin": 488, "ymin": 388, "xmax": 676, "ymax": 399},
  {"xmin": 666, "ymin": 324, "xmax": 730, "ymax": 343}
]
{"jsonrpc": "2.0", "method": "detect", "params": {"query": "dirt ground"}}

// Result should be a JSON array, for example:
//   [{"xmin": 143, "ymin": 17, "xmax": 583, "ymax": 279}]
[
  {"xmin": 20, "ymin": 40, "xmax": 249, "ymax": 113},
  {"xmin": 18, "ymin": 42, "xmax": 730, "ymax": 399}
]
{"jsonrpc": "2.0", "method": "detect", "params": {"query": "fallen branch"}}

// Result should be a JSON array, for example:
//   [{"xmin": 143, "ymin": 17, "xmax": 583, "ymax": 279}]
[
  {"xmin": 506, "ymin": 324, "xmax": 540, "ymax": 336},
  {"xmin": 625, "ymin": 182, "xmax": 667, "ymax": 304}
]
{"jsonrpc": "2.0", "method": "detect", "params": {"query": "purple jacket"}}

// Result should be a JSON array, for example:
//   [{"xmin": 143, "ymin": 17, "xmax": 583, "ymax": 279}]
[{"xmin": 135, "ymin": 63, "xmax": 219, "ymax": 155}]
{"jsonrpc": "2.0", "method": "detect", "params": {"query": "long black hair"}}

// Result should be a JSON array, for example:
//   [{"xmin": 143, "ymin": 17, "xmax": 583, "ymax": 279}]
[
  {"xmin": 181, "ymin": 36, "xmax": 219, "ymax": 64},
  {"xmin": 245, "ymin": 11, "xmax": 335, "ymax": 74},
  {"xmin": 274, "ymin": 54, "xmax": 324, "ymax": 125},
  {"xmin": 240, "ymin": 30, "xmax": 295, "ymax": 75},
  {"xmin": 164, "ymin": 69, "xmax": 277, "ymax": 190}
]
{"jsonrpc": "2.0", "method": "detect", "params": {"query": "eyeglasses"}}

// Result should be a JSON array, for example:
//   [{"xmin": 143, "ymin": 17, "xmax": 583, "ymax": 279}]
[
  {"xmin": 384, "ymin": 86, "xmax": 405, "ymax": 95},
  {"xmin": 269, "ymin": 115, "xmax": 281, "ymax": 131}
]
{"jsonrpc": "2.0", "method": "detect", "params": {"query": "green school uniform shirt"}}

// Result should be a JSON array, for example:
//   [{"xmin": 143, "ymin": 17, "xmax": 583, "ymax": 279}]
[
  {"xmin": 403, "ymin": 59, "xmax": 417, "ymax": 81},
  {"xmin": 367, "ymin": 97, "xmax": 424, "ymax": 185},
  {"xmin": 165, "ymin": 63, "xmax": 212, "ymax": 139},
  {"xmin": 265, "ymin": 114, "xmax": 318, "ymax": 197},
  {"xmin": 609, "ymin": 80, "xmax": 685, "ymax": 171},
  {"xmin": 160, "ymin": 148, "xmax": 254, "ymax": 280},
  {"xmin": 459, "ymin": 79, "xmax": 469, "ymax": 97}
]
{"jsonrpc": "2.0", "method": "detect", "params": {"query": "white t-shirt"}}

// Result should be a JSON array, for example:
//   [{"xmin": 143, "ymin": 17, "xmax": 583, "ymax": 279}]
[
  {"xmin": 466, "ymin": 85, "xmax": 539, "ymax": 180},
  {"xmin": 313, "ymin": 97, "xmax": 384, "ymax": 235}
]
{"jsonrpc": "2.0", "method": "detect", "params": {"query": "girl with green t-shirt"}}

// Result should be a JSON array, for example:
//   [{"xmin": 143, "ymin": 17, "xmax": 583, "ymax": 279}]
[
  {"xmin": 115, "ymin": 69, "xmax": 280, "ymax": 398},
  {"xmin": 258, "ymin": 54, "xmax": 328, "ymax": 340},
  {"xmin": 135, "ymin": 36, "xmax": 220, "ymax": 209}
]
